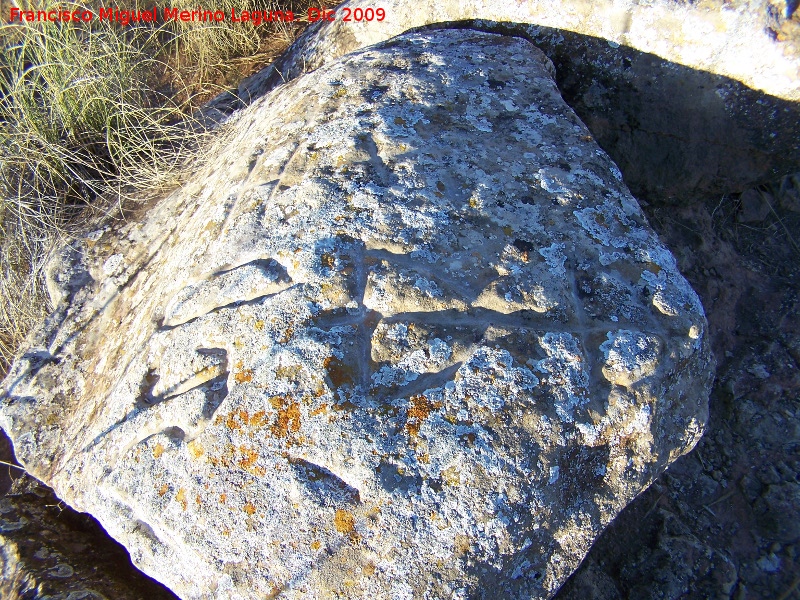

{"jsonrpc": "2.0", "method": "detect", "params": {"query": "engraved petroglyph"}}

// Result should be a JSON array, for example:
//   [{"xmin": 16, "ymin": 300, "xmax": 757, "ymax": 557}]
[{"xmin": 0, "ymin": 30, "xmax": 712, "ymax": 599}]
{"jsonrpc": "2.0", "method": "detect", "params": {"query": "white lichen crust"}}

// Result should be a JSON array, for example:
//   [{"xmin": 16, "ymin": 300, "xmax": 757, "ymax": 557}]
[{"xmin": 0, "ymin": 31, "xmax": 712, "ymax": 599}]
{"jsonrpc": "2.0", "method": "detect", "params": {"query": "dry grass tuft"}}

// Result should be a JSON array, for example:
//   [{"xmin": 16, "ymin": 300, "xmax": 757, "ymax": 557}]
[{"xmin": 0, "ymin": 0, "xmax": 324, "ymax": 374}]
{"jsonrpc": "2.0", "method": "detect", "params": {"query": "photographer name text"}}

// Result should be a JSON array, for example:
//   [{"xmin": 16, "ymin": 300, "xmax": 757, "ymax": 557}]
[{"xmin": 8, "ymin": 6, "xmax": 386, "ymax": 25}]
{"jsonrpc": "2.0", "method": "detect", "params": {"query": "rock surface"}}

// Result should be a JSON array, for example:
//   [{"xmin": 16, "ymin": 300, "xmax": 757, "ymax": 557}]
[
  {"xmin": 557, "ymin": 172, "xmax": 800, "ymax": 599},
  {"xmin": 227, "ymin": 0, "xmax": 800, "ymax": 105},
  {"xmin": 0, "ymin": 429, "xmax": 177, "ymax": 600},
  {"xmin": 1, "ymin": 31, "xmax": 712, "ymax": 598},
  {"xmin": 208, "ymin": 0, "xmax": 800, "ymax": 206},
  {"xmin": 0, "ymin": 458, "xmax": 178, "ymax": 600}
]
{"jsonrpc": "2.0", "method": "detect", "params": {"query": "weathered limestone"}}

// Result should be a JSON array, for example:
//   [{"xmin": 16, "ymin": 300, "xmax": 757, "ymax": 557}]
[
  {"xmin": 1, "ymin": 30, "xmax": 712, "ymax": 598},
  {"xmin": 232, "ymin": 0, "xmax": 800, "ymax": 105},
  {"xmin": 212, "ymin": 0, "xmax": 800, "ymax": 205}
]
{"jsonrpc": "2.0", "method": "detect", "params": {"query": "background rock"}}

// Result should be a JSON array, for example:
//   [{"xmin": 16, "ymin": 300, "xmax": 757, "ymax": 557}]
[
  {"xmin": 0, "ymin": 30, "xmax": 711, "ymax": 598},
  {"xmin": 229, "ymin": 0, "xmax": 800, "ymax": 103}
]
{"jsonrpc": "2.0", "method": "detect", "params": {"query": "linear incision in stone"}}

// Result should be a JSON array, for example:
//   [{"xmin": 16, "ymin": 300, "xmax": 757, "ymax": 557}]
[{"xmin": 0, "ymin": 29, "xmax": 713, "ymax": 599}]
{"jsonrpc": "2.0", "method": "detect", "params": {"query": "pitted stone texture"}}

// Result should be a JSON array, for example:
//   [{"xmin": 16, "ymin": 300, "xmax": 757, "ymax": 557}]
[
  {"xmin": 229, "ymin": 0, "xmax": 800, "ymax": 109},
  {"xmin": 0, "ymin": 31, "xmax": 712, "ymax": 599}
]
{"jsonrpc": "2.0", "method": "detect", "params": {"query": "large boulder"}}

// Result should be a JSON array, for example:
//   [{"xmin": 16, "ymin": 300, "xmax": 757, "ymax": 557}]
[{"xmin": 1, "ymin": 30, "xmax": 712, "ymax": 598}]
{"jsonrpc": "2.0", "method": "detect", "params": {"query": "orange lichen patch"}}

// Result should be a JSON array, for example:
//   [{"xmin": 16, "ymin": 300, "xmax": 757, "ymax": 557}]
[
  {"xmin": 238, "ymin": 445, "xmax": 259, "ymax": 469},
  {"xmin": 212, "ymin": 444, "xmax": 266, "ymax": 476},
  {"xmin": 320, "ymin": 253, "xmax": 335, "ymax": 268},
  {"xmin": 254, "ymin": 320, "xmax": 265, "ymax": 331},
  {"xmin": 216, "ymin": 398, "xmax": 303, "ymax": 441},
  {"xmin": 362, "ymin": 562, "xmax": 376, "ymax": 576},
  {"xmin": 249, "ymin": 410, "xmax": 268, "ymax": 427},
  {"xmin": 187, "ymin": 440, "xmax": 205, "ymax": 459},
  {"xmin": 271, "ymin": 397, "xmax": 301, "ymax": 438},
  {"xmin": 334, "ymin": 509, "xmax": 355, "ymax": 534},
  {"xmin": 219, "ymin": 493, "xmax": 227, "ymax": 504},
  {"xmin": 442, "ymin": 465, "xmax": 461, "ymax": 486},
  {"xmin": 279, "ymin": 325, "xmax": 294, "ymax": 344},
  {"xmin": 234, "ymin": 369, "xmax": 254, "ymax": 384},
  {"xmin": 158, "ymin": 483, "xmax": 169, "ymax": 497},
  {"xmin": 152, "ymin": 443, "xmax": 165, "ymax": 459},
  {"xmin": 310, "ymin": 540, "xmax": 322, "ymax": 550},
  {"xmin": 196, "ymin": 494, "xmax": 202, "ymax": 506},
  {"xmin": 176, "ymin": 488, "xmax": 188, "ymax": 511},
  {"xmin": 275, "ymin": 364, "xmax": 302, "ymax": 380},
  {"xmin": 323, "ymin": 356, "xmax": 355, "ymax": 387},
  {"xmin": 243, "ymin": 502, "xmax": 257, "ymax": 516},
  {"xmin": 225, "ymin": 412, "xmax": 241, "ymax": 430},
  {"xmin": 208, "ymin": 456, "xmax": 228, "ymax": 469},
  {"xmin": 454, "ymin": 534, "xmax": 471, "ymax": 555},
  {"xmin": 405, "ymin": 394, "xmax": 443, "ymax": 437},
  {"xmin": 219, "ymin": 408, "xmax": 259, "ymax": 431},
  {"xmin": 310, "ymin": 403, "xmax": 328, "ymax": 417}
]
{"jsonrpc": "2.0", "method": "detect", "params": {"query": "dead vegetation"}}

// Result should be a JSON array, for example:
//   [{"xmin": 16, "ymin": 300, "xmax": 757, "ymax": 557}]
[{"xmin": 0, "ymin": 0, "xmax": 326, "ymax": 374}]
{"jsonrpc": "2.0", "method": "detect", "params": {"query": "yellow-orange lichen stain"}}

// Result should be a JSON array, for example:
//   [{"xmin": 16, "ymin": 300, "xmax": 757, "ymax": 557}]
[
  {"xmin": 334, "ymin": 509, "xmax": 355, "ymax": 534},
  {"xmin": 405, "ymin": 394, "xmax": 443, "ymax": 437}
]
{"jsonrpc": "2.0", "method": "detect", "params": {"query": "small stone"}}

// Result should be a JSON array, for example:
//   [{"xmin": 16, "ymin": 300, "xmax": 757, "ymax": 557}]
[
  {"xmin": 737, "ymin": 189, "xmax": 772, "ymax": 223},
  {"xmin": 748, "ymin": 364, "xmax": 772, "ymax": 379},
  {"xmin": 756, "ymin": 553, "xmax": 781, "ymax": 572}
]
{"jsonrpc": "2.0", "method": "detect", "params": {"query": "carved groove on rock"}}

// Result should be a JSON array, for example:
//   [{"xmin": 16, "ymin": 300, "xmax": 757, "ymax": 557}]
[{"xmin": 0, "ymin": 29, "xmax": 713, "ymax": 600}]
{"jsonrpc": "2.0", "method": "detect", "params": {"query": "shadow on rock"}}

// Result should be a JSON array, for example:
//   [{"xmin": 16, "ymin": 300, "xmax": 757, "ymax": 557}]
[
  {"xmin": 0, "ymin": 429, "xmax": 178, "ymax": 600},
  {"xmin": 212, "ymin": 19, "xmax": 800, "ymax": 206}
]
